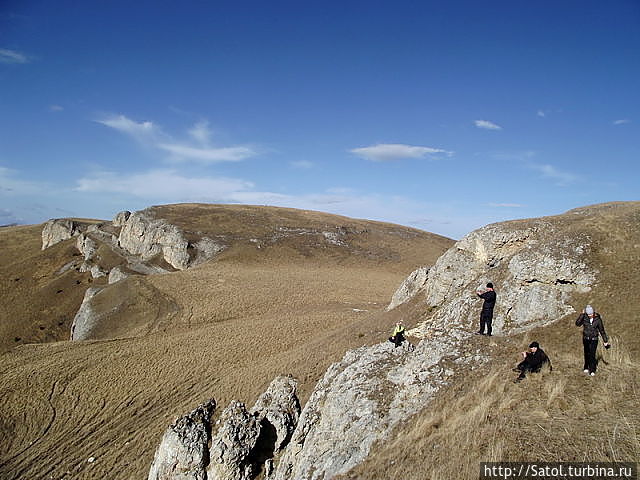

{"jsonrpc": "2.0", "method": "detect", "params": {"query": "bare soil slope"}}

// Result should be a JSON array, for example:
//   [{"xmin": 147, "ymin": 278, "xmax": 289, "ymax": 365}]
[
  {"xmin": 343, "ymin": 201, "xmax": 640, "ymax": 480},
  {"xmin": 0, "ymin": 204, "xmax": 452, "ymax": 480}
]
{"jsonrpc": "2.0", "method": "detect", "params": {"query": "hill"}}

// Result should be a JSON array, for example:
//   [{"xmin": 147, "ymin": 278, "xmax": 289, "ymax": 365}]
[{"xmin": 0, "ymin": 204, "xmax": 452, "ymax": 480}]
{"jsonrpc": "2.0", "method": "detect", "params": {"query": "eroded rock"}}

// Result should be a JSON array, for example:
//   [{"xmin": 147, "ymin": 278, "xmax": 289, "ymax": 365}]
[
  {"xmin": 148, "ymin": 400, "xmax": 216, "ymax": 480},
  {"xmin": 42, "ymin": 219, "xmax": 81, "ymax": 249}
]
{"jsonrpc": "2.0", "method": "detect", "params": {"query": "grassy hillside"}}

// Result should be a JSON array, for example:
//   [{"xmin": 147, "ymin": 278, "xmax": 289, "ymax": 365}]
[
  {"xmin": 0, "ymin": 204, "xmax": 452, "ymax": 480},
  {"xmin": 343, "ymin": 201, "xmax": 640, "ymax": 480}
]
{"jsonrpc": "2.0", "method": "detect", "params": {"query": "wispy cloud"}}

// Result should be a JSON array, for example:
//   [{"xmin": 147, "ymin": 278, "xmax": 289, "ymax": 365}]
[
  {"xmin": 96, "ymin": 114, "xmax": 159, "ymax": 142},
  {"xmin": 49, "ymin": 105, "xmax": 64, "ymax": 112},
  {"xmin": 613, "ymin": 119, "xmax": 630, "ymax": 125},
  {"xmin": 537, "ymin": 110, "xmax": 546, "ymax": 118},
  {"xmin": 489, "ymin": 203, "xmax": 524, "ymax": 208},
  {"xmin": 76, "ymin": 169, "xmax": 254, "ymax": 199},
  {"xmin": 158, "ymin": 143, "xmax": 257, "ymax": 163},
  {"xmin": 349, "ymin": 143, "xmax": 452, "ymax": 162},
  {"xmin": 188, "ymin": 120, "xmax": 213, "ymax": 144},
  {"xmin": 474, "ymin": 120, "xmax": 502, "ymax": 130},
  {"xmin": 529, "ymin": 163, "xmax": 578, "ymax": 186},
  {"xmin": 0, "ymin": 166, "xmax": 49, "ymax": 195},
  {"xmin": 97, "ymin": 114, "xmax": 258, "ymax": 164},
  {"xmin": 291, "ymin": 160, "xmax": 314, "ymax": 169},
  {"xmin": 0, "ymin": 48, "xmax": 29, "ymax": 64}
]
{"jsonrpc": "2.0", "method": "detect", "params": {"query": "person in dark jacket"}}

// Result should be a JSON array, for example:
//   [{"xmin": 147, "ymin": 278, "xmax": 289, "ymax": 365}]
[
  {"xmin": 514, "ymin": 342, "xmax": 551, "ymax": 382},
  {"xmin": 475, "ymin": 282, "xmax": 496, "ymax": 336},
  {"xmin": 576, "ymin": 305, "xmax": 610, "ymax": 376}
]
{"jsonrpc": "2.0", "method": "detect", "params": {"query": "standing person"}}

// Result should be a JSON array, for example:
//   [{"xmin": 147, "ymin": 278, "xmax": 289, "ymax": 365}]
[
  {"xmin": 389, "ymin": 321, "xmax": 406, "ymax": 348},
  {"xmin": 576, "ymin": 305, "xmax": 610, "ymax": 376},
  {"xmin": 475, "ymin": 283, "xmax": 496, "ymax": 336},
  {"xmin": 514, "ymin": 341, "xmax": 552, "ymax": 382}
]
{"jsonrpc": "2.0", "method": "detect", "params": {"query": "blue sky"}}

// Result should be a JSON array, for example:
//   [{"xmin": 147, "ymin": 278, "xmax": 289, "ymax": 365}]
[{"xmin": 1, "ymin": 1, "xmax": 638, "ymax": 238}]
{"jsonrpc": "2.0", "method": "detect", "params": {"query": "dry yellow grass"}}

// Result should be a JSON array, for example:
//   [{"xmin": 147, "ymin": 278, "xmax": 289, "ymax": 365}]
[{"xmin": 0, "ymin": 204, "xmax": 452, "ymax": 480}]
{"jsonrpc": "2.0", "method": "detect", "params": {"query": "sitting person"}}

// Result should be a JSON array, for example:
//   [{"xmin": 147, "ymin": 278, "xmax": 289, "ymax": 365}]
[
  {"xmin": 388, "ymin": 321, "xmax": 406, "ymax": 348},
  {"xmin": 514, "ymin": 342, "xmax": 551, "ymax": 382}
]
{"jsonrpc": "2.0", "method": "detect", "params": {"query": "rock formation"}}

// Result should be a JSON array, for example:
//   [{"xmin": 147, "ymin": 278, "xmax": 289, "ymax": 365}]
[
  {"xmin": 388, "ymin": 219, "xmax": 595, "ymax": 336},
  {"xmin": 386, "ymin": 266, "xmax": 429, "ymax": 311},
  {"xmin": 41, "ymin": 219, "xmax": 81, "ymax": 249},
  {"xmin": 148, "ymin": 376, "xmax": 300, "ymax": 480},
  {"xmin": 148, "ymin": 400, "xmax": 216, "ymax": 480}
]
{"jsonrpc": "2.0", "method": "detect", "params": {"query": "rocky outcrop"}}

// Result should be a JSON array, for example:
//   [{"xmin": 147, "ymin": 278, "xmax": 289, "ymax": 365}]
[
  {"xmin": 148, "ymin": 376, "xmax": 300, "ymax": 480},
  {"xmin": 70, "ymin": 287, "xmax": 103, "ymax": 340},
  {"xmin": 113, "ymin": 210, "xmax": 131, "ymax": 227},
  {"xmin": 272, "ymin": 338, "xmax": 466, "ymax": 480},
  {"xmin": 118, "ymin": 212, "xmax": 191, "ymax": 270},
  {"xmin": 386, "ymin": 266, "xmax": 430, "ymax": 311},
  {"xmin": 388, "ymin": 220, "xmax": 595, "ymax": 336},
  {"xmin": 76, "ymin": 233, "xmax": 98, "ymax": 261},
  {"xmin": 41, "ymin": 219, "xmax": 81, "ymax": 249},
  {"xmin": 207, "ymin": 402, "xmax": 260, "ymax": 480},
  {"xmin": 117, "ymin": 211, "xmax": 225, "ymax": 270},
  {"xmin": 148, "ymin": 400, "xmax": 216, "ymax": 480}
]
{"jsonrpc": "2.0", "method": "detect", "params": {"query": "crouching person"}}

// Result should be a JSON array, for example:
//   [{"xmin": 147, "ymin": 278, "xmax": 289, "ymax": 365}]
[
  {"xmin": 389, "ymin": 321, "xmax": 406, "ymax": 348},
  {"xmin": 514, "ymin": 342, "xmax": 552, "ymax": 383}
]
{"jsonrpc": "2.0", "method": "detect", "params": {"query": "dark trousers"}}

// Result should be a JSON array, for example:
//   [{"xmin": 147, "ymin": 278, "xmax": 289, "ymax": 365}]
[
  {"xmin": 583, "ymin": 338, "xmax": 599, "ymax": 373},
  {"xmin": 389, "ymin": 333, "xmax": 405, "ymax": 348},
  {"xmin": 479, "ymin": 313, "xmax": 493, "ymax": 335}
]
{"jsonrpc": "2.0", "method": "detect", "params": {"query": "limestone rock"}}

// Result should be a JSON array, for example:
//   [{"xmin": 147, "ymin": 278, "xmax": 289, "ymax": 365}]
[
  {"xmin": 386, "ymin": 266, "xmax": 430, "ymax": 311},
  {"xmin": 108, "ymin": 266, "xmax": 129, "ymax": 284},
  {"xmin": 118, "ymin": 212, "xmax": 191, "ymax": 270},
  {"xmin": 250, "ymin": 375, "xmax": 300, "ymax": 452},
  {"xmin": 273, "ymin": 337, "xmax": 463, "ymax": 480},
  {"xmin": 113, "ymin": 210, "xmax": 131, "ymax": 227},
  {"xmin": 192, "ymin": 238, "xmax": 225, "ymax": 267},
  {"xmin": 70, "ymin": 287, "xmax": 103, "ymax": 340},
  {"xmin": 148, "ymin": 399, "xmax": 216, "ymax": 480},
  {"xmin": 42, "ymin": 219, "xmax": 81, "ymax": 249},
  {"xmin": 389, "ymin": 220, "xmax": 596, "ymax": 336},
  {"xmin": 207, "ymin": 402, "xmax": 260, "ymax": 480},
  {"xmin": 76, "ymin": 234, "xmax": 98, "ymax": 261}
]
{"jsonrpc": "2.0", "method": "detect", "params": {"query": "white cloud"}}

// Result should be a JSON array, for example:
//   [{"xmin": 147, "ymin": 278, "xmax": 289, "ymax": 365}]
[
  {"xmin": 97, "ymin": 114, "xmax": 258, "ymax": 164},
  {"xmin": 613, "ymin": 119, "xmax": 630, "ymax": 125},
  {"xmin": 537, "ymin": 110, "xmax": 546, "ymax": 118},
  {"xmin": 188, "ymin": 121, "xmax": 213, "ymax": 144},
  {"xmin": 76, "ymin": 169, "xmax": 254, "ymax": 199},
  {"xmin": 158, "ymin": 143, "xmax": 257, "ymax": 163},
  {"xmin": 0, "ymin": 48, "xmax": 29, "ymax": 64},
  {"xmin": 49, "ymin": 105, "xmax": 64, "ymax": 112},
  {"xmin": 474, "ymin": 120, "xmax": 502, "ymax": 130},
  {"xmin": 291, "ymin": 160, "xmax": 314, "ymax": 169},
  {"xmin": 96, "ymin": 114, "xmax": 158, "ymax": 142},
  {"xmin": 489, "ymin": 203, "xmax": 524, "ymax": 208},
  {"xmin": 529, "ymin": 163, "xmax": 578, "ymax": 186},
  {"xmin": 349, "ymin": 143, "xmax": 452, "ymax": 162}
]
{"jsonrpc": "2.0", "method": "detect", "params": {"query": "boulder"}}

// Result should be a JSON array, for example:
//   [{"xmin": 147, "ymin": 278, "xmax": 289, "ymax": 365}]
[
  {"xmin": 108, "ymin": 266, "xmax": 129, "ymax": 284},
  {"xmin": 76, "ymin": 234, "xmax": 98, "ymax": 261},
  {"xmin": 250, "ymin": 375, "xmax": 299, "ymax": 452},
  {"xmin": 42, "ymin": 219, "xmax": 81, "ymax": 250},
  {"xmin": 207, "ymin": 402, "xmax": 260, "ymax": 480},
  {"xmin": 148, "ymin": 400, "xmax": 216, "ymax": 480}
]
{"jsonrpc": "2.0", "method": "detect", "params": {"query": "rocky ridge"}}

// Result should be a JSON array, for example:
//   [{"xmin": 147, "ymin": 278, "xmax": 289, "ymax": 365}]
[{"xmin": 147, "ymin": 214, "xmax": 599, "ymax": 480}]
